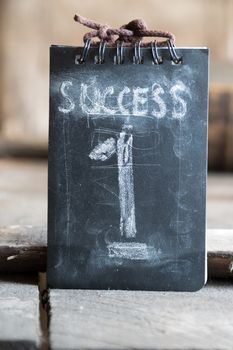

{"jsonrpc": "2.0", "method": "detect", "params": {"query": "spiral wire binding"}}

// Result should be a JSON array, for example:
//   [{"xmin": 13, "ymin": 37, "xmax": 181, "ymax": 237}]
[
  {"xmin": 76, "ymin": 39, "xmax": 182, "ymax": 65},
  {"xmin": 75, "ymin": 38, "xmax": 91, "ymax": 64},
  {"xmin": 115, "ymin": 42, "xmax": 124, "ymax": 64},
  {"xmin": 133, "ymin": 42, "xmax": 143, "ymax": 64},
  {"xmin": 96, "ymin": 40, "xmax": 106, "ymax": 64},
  {"xmin": 167, "ymin": 40, "xmax": 182, "ymax": 64},
  {"xmin": 151, "ymin": 41, "xmax": 163, "ymax": 65}
]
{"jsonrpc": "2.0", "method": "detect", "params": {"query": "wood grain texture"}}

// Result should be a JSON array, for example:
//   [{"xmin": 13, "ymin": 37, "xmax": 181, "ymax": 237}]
[
  {"xmin": 208, "ymin": 229, "xmax": 233, "ymax": 278},
  {"xmin": 49, "ymin": 281, "xmax": 233, "ymax": 350},
  {"xmin": 0, "ymin": 225, "xmax": 47, "ymax": 272},
  {"xmin": 0, "ymin": 275, "xmax": 41, "ymax": 349}
]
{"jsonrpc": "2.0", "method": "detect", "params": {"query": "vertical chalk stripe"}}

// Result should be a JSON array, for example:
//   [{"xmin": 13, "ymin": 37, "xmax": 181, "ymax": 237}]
[{"xmin": 117, "ymin": 127, "xmax": 137, "ymax": 238}]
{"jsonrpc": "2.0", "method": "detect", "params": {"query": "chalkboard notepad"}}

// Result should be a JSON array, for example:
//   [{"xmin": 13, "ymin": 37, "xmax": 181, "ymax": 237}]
[{"xmin": 48, "ymin": 45, "xmax": 209, "ymax": 291}]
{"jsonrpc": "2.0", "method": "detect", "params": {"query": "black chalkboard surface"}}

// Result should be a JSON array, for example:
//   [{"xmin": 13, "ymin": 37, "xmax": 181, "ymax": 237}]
[{"xmin": 48, "ymin": 46, "xmax": 209, "ymax": 291}]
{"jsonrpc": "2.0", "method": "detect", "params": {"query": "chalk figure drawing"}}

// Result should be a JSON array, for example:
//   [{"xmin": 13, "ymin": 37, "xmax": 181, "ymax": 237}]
[{"xmin": 89, "ymin": 124, "xmax": 151, "ymax": 260}]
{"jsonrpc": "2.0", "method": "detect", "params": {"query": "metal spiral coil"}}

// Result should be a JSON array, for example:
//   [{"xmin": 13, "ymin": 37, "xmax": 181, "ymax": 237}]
[
  {"xmin": 96, "ymin": 40, "xmax": 106, "ymax": 64},
  {"xmin": 115, "ymin": 42, "xmax": 124, "ymax": 64},
  {"xmin": 75, "ymin": 38, "xmax": 91, "ymax": 64},
  {"xmin": 133, "ymin": 42, "xmax": 143, "ymax": 64},
  {"xmin": 167, "ymin": 40, "xmax": 182, "ymax": 64},
  {"xmin": 151, "ymin": 41, "xmax": 163, "ymax": 65},
  {"xmin": 76, "ymin": 39, "xmax": 183, "ymax": 65}
]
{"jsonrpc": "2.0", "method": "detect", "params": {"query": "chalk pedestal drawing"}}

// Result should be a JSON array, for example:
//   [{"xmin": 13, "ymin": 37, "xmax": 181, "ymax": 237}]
[{"xmin": 89, "ymin": 124, "xmax": 151, "ymax": 260}]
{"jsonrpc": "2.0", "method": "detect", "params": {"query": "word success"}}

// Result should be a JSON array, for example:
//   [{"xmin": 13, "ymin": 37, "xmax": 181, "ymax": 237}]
[{"xmin": 58, "ymin": 79, "xmax": 191, "ymax": 120}]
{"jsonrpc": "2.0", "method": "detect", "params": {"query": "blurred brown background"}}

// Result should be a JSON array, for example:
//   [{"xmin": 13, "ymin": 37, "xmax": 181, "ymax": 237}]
[{"xmin": 0, "ymin": 0, "xmax": 233, "ymax": 170}]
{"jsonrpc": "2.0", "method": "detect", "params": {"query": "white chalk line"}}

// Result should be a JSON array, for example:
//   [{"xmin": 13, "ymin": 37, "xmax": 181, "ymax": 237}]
[
  {"xmin": 117, "ymin": 128, "xmax": 136, "ymax": 238},
  {"xmin": 107, "ymin": 242, "xmax": 152, "ymax": 260}
]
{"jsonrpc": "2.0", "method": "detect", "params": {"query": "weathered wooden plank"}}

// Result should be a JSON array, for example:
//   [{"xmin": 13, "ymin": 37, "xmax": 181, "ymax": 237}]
[
  {"xmin": 0, "ymin": 274, "xmax": 41, "ymax": 349},
  {"xmin": 39, "ymin": 273, "xmax": 49, "ymax": 350},
  {"xmin": 0, "ymin": 225, "xmax": 232, "ymax": 279},
  {"xmin": 0, "ymin": 225, "xmax": 47, "ymax": 272},
  {"xmin": 49, "ymin": 282, "xmax": 233, "ymax": 350},
  {"xmin": 208, "ymin": 229, "xmax": 233, "ymax": 278},
  {"xmin": 208, "ymin": 229, "xmax": 233, "ymax": 252}
]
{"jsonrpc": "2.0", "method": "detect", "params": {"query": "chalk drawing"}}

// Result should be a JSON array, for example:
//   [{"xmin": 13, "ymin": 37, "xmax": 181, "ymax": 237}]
[
  {"xmin": 89, "ymin": 124, "xmax": 136, "ymax": 239},
  {"xmin": 117, "ymin": 125, "xmax": 137, "ymax": 238},
  {"xmin": 107, "ymin": 242, "xmax": 150, "ymax": 260},
  {"xmin": 89, "ymin": 137, "xmax": 116, "ymax": 161},
  {"xmin": 89, "ymin": 124, "xmax": 153, "ymax": 260}
]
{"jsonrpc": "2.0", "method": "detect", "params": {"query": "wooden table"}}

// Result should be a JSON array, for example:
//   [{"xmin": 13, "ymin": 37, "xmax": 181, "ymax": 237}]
[{"xmin": 0, "ymin": 275, "xmax": 232, "ymax": 350}]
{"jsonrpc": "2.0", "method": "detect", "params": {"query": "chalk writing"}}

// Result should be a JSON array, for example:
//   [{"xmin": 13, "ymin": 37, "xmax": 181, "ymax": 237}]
[
  {"xmin": 58, "ymin": 79, "xmax": 191, "ymax": 119},
  {"xmin": 58, "ymin": 81, "xmax": 75, "ymax": 114},
  {"xmin": 132, "ymin": 87, "xmax": 149, "ymax": 116},
  {"xmin": 170, "ymin": 81, "xmax": 191, "ymax": 119},
  {"xmin": 151, "ymin": 83, "xmax": 167, "ymax": 119}
]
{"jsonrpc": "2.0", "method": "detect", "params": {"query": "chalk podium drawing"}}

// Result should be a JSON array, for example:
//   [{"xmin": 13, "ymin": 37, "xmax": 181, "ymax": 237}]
[{"xmin": 89, "ymin": 123, "xmax": 152, "ymax": 260}]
